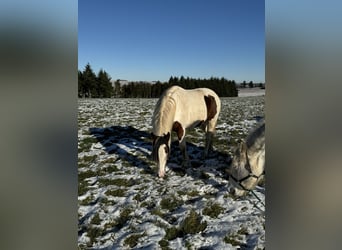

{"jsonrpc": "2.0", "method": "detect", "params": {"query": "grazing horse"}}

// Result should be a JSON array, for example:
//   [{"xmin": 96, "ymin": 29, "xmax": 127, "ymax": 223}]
[
  {"xmin": 229, "ymin": 122, "xmax": 265, "ymax": 196},
  {"xmin": 151, "ymin": 86, "xmax": 221, "ymax": 178}
]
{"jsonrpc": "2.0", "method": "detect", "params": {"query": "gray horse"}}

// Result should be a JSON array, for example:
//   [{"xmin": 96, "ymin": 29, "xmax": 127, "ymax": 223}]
[{"xmin": 229, "ymin": 122, "xmax": 265, "ymax": 196}]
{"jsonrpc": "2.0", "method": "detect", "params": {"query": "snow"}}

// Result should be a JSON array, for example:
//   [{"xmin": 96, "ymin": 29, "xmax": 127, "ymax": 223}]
[
  {"xmin": 238, "ymin": 88, "xmax": 265, "ymax": 97},
  {"xmin": 78, "ymin": 96, "xmax": 265, "ymax": 249}
]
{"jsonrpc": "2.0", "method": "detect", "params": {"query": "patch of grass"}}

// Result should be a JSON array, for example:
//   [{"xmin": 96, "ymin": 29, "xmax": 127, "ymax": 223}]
[
  {"xmin": 100, "ymin": 165, "xmax": 119, "ymax": 174},
  {"xmin": 181, "ymin": 209, "xmax": 207, "ymax": 234},
  {"xmin": 104, "ymin": 220, "xmax": 117, "ymax": 231},
  {"xmin": 99, "ymin": 177, "xmax": 137, "ymax": 187},
  {"xmin": 163, "ymin": 210, "xmax": 207, "ymax": 241},
  {"xmin": 83, "ymin": 154, "xmax": 97, "ymax": 163},
  {"xmin": 79, "ymin": 195, "xmax": 94, "ymax": 206},
  {"xmin": 224, "ymin": 233, "xmax": 241, "ymax": 247},
  {"xmin": 202, "ymin": 202, "xmax": 225, "ymax": 218},
  {"xmin": 78, "ymin": 162, "xmax": 88, "ymax": 168},
  {"xmin": 160, "ymin": 195, "xmax": 183, "ymax": 212},
  {"xmin": 135, "ymin": 185, "xmax": 149, "ymax": 191},
  {"xmin": 87, "ymin": 226, "xmax": 103, "ymax": 246},
  {"xmin": 79, "ymin": 137, "xmax": 98, "ymax": 152},
  {"xmin": 78, "ymin": 182, "xmax": 89, "ymax": 196},
  {"xmin": 133, "ymin": 193, "xmax": 144, "ymax": 202},
  {"xmin": 78, "ymin": 170, "xmax": 96, "ymax": 182},
  {"xmin": 165, "ymin": 226, "xmax": 183, "ymax": 240},
  {"xmin": 105, "ymin": 189, "xmax": 126, "ymax": 197},
  {"xmin": 185, "ymin": 240, "xmax": 192, "ymax": 250},
  {"xmin": 159, "ymin": 239, "xmax": 171, "ymax": 249},
  {"xmin": 90, "ymin": 213, "xmax": 101, "ymax": 225},
  {"xmin": 102, "ymin": 158, "xmax": 118, "ymax": 164},
  {"xmin": 124, "ymin": 232, "xmax": 145, "ymax": 248},
  {"xmin": 187, "ymin": 190, "xmax": 200, "ymax": 197},
  {"xmin": 115, "ymin": 207, "xmax": 133, "ymax": 229},
  {"xmin": 151, "ymin": 208, "xmax": 164, "ymax": 217},
  {"xmin": 177, "ymin": 190, "xmax": 187, "ymax": 196},
  {"xmin": 224, "ymin": 228, "xmax": 248, "ymax": 247},
  {"xmin": 203, "ymin": 192, "xmax": 217, "ymax": 199},
  {"xmin": 157, "ymin": 186, "xmax": 166, "ymax": 194},
  {"xmin": 141, "ymin": 200, "xmax": 155, "ymax": 209},
  {"xmin": 100, "ymin": 197, "xmax": 115, "ymax": 206}
]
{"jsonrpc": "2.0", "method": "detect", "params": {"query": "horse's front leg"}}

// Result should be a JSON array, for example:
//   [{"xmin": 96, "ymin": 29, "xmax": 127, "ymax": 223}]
[{"xmin": 179, "ymin": 137, "xmax": 190, "ymax": 167}]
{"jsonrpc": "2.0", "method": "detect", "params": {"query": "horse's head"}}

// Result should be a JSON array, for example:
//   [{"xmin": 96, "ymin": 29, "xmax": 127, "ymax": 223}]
[
  {"xmin": 151, "ymin": 132, "xmax": 170, "ymax": 178},
  {"xmin": 229, "ymin": 142, "xmax": 259, "ymax": 196}
]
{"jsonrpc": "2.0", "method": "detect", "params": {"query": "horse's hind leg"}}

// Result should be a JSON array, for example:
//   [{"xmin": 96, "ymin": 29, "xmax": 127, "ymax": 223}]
[
  {"xmin": 204, "ymin": 131, "xmax": 214, "ymax": 158},
  {"xmin": 204, "ymin": 120, "xmax": 217, "ymax": 157},
  {"xmin": 179, "ymin": 137, "xmax": 190, "ymax": 167}
]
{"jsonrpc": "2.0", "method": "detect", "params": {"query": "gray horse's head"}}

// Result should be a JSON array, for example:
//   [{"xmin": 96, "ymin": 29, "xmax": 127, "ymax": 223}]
[{"xmin": 229, "ymin": 141, "xmax": 264, "ymax": 196}]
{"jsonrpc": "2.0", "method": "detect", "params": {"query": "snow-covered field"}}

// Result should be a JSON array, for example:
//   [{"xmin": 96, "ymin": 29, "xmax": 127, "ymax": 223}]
[
  {"xmin": 78, "ymin": 96, "xmax": 265, "ymax": 249},
  {"xmin": 238, "ymin": 88, "xmax": 265, "ymax": 97}
]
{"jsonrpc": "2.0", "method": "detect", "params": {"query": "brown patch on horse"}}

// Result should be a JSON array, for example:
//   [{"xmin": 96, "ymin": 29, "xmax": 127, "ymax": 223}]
[
  {"xmin": 172, "ymin": 121, "xmax": 184, "ymax": 140},
  {"xmin": 204, "ymin": 95, "xmax": 217, "ymax": 121}
]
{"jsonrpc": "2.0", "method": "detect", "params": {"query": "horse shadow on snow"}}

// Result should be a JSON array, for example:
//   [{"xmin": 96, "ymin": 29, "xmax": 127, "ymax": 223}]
[{"xmin": 89, "ymin": 125, "xmax": 231, "ymax": 182}]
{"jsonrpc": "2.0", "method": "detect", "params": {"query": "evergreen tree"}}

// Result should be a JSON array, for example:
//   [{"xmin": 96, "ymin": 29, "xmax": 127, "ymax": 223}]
[
  {"xmin": 82, "ymin": 63, "xmax": 97, "ymax": 98},
  {"xmin": 97, "ymin": 69, "xmax": 113, "ymax": 98},
  {"xmin": 78, "ymin": 70, "xmax": 85, "ymax": 98},
  {"xmin": 169, "ymin": 76, "xmax": 174, "ymax": 84}
]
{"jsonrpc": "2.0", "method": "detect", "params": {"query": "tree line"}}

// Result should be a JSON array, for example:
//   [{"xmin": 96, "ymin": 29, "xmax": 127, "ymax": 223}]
[{"xmin": 78, "ymin": 63, "xmax": 263, "ymax": 98}]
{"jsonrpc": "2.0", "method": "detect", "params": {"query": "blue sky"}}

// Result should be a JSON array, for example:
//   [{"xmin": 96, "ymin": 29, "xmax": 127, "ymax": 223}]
[{"xmin": 78, "ymin": 0, "xmax": 264, "ymax": 83}]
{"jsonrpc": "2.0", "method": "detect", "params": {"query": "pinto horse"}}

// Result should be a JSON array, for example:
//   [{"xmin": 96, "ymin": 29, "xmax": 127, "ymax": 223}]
[{"xmin": 151, "ymin": 86, "xmax": 221, "ymax": 178}]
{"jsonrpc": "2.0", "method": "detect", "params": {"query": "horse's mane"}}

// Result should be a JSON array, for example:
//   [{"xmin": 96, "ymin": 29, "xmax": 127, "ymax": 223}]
[{"xmin": 152, "ymin": 89, "xmax": 177, "ymax": 136}]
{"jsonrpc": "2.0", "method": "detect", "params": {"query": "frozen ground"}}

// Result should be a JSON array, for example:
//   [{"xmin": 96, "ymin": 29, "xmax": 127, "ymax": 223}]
[
  {"xmin": 237, "ymin": 88, "xmax": 265, "ymax": 97},
  {"xmin": 78, "ymin": 96, "xmax": 265, "ymax": 249}
]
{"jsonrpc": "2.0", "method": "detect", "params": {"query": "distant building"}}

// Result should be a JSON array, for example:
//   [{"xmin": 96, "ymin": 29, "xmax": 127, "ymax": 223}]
[{"xmin": 111, "ymin": 79, "xmax": 129, "ymax": 88}]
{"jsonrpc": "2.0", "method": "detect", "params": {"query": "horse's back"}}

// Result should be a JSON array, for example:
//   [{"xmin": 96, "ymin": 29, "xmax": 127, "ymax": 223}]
[
  {"xmin": 161, "ymin": 85, "xmax": 184, "ymax": 98},
  {"xmin": 161, "ymin": 86, "xmax": 219, "ymax": 99}
]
